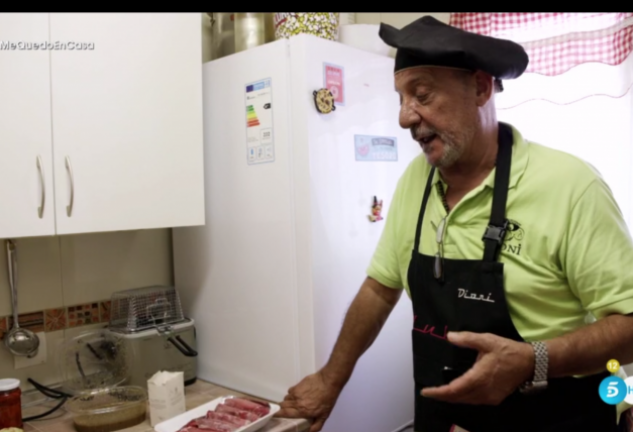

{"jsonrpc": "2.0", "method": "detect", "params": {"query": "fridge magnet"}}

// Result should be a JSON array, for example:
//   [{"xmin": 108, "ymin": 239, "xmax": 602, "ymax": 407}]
[
  {"xmin": 368, "ymin": 196, "xmax": 383, "ymax": 222},
  {"xmin": 245, "ymin": 78, "xmax": 274, "ymax": 165},
  {"xmin": 354, "ymin": 135, "xmax": 398, "ymax": 162},
  {"xmin": 313, "ymin": 88, "xmax": 335, "ymax": 114},
  {"xmin": 323, "ymin": 63, "xmax": 344, "ymax": 106}
]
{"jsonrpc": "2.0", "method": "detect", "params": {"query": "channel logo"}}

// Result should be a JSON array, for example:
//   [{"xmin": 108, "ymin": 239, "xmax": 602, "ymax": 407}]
[
  {"xmin": 599, "ymin": 359, "xmax": 633, "ymax": 405},
  {"xmin": 599, "ymin": 376, "xmax": 628, "ymax": 404}
]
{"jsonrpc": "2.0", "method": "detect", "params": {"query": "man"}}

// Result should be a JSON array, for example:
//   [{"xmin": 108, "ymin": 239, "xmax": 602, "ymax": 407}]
[{"xmin": 275, "ymin": 16, "xmax": 633, "ymax": 432}]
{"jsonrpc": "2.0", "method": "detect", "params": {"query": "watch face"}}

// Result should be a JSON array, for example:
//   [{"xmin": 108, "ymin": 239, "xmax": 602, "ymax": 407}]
[{"xmin": 314, "ymin": 88, "xmax": 335, "ymax": 114}]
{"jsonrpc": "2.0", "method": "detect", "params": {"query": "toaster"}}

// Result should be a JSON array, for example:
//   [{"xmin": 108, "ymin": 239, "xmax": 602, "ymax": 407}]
[{"xmin": 106, "ymin": 285, "xmax": 198, "ymax": 388}]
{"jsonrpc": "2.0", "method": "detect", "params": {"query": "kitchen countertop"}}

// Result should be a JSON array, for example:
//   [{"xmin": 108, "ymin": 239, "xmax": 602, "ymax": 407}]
[{"xmin": 21, "ymin": 380, "xmax": 310, "ymax": 432}]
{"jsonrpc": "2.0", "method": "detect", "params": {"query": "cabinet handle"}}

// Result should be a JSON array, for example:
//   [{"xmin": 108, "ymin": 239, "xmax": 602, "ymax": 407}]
[
  {"xmin": 36, "ymin": 156, "xmax": 45, "ymax": 218},
  {"xmin": 65, "ymin": 156, "xmax": 74, "ymax": 217}
]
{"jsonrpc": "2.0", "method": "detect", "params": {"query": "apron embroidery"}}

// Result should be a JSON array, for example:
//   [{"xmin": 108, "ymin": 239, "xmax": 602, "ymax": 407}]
[
  {"xmin": 413, "ymin": 319, "xmax": 449, "ymax": 340},
  {"xmin": 457, "ymin": 289, "xmax": 495, "ymax": 303}
]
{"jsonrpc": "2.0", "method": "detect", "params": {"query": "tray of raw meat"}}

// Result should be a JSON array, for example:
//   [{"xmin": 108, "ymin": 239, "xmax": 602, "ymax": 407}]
[{"xmin": 154, "ymin": 395, "xmax": 279, "ymax": 432}]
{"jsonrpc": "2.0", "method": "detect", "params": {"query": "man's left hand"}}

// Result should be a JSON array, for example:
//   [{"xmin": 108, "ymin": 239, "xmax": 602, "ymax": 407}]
[{"xmin": 421, "ymin": 332, "xmax": 535, "ymax": 405}]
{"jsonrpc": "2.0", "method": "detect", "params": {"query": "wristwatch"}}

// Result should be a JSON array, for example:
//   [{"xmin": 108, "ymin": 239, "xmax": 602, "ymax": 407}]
[{"xmin": 519, "ymin": 341, "xmax": 548, "ymax": 395}]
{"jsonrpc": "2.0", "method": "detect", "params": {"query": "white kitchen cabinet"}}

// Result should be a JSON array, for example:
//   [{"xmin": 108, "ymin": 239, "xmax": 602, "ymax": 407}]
[
  {"xmin": 0, "ymin": 13, "xmax": 204, "ymax": 238},
  {"xmin": 0, "ymin": 14, "xmax": 57, "ymax": 238}
]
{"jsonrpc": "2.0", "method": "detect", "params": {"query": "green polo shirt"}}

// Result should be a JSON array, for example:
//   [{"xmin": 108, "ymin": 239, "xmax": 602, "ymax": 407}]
[{"xmin": 367, "ymin": 122, "xmax": 633, "ymax": 342}]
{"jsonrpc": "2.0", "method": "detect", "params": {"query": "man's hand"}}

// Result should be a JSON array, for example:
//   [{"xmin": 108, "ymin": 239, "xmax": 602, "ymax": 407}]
[
  {"xmin": 421, "ymin": 332, "xmax": 534, "ymax": 405},
  {"xmin": 274, "ymin": 278, "xmax": 401, "ymax": 431},
  {"xmin": 275, "ymin": 370, "xmax": 342, "ymax": 432}
]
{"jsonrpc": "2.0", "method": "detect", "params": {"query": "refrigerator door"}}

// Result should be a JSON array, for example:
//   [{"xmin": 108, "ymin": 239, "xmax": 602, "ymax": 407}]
[
  {"xmin": 173, "ymin": 39, "xmax": 305, "ymax": 399},
  {"xmin": 288, "ymin": 35, "xmax": 418, "ymax": 432}
]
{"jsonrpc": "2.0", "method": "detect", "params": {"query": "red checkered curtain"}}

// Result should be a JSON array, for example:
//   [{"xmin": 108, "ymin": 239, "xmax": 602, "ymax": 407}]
[
  {"xmin": 450, "ymin": 13, "xmax": 633, "ymax": 75},
  {"xmin": 449, "ymin": 13, "xmax": 633, "ymax": 106}
]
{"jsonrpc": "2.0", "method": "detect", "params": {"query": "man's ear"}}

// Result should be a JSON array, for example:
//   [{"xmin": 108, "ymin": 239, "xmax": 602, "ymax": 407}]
[{"xmin": 474, "ymin": 71, "xmax": 494, "ymax": 106}]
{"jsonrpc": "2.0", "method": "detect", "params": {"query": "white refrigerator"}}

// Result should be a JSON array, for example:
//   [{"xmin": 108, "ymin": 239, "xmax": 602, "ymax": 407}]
[{"xmin": 172, "ymin": 34, "xmax": 420, "ymax": 432}]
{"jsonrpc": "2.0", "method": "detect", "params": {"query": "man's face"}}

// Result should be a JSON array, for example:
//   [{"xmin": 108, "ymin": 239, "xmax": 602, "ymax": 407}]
[{"xmin": 395, "ymin": 67, "xmax": 480, "ymax": 168}]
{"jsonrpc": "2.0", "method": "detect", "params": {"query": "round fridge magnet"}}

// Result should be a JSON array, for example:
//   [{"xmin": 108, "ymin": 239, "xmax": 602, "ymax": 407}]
[{"xmin": 313, "ymin": 88, "xmax": 335, "ymax": 114}]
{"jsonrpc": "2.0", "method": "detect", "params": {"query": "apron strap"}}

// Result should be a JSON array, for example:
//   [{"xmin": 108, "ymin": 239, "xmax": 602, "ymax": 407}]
[
  {"xmin": 413, "ymin": 167, "xmax": 436, "ymax": 253},
  {"xmin": 482, "ymin": 123, "xmax": 514, "ymax": 263},
  {"xmin": 413, "ymin": 123, "xmax": 514, "ymax": 262}
]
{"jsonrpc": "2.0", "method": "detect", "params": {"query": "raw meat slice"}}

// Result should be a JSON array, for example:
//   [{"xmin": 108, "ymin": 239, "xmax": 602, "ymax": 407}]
[
  {"xmin": 178, "ymin": 427, "xmax": 207, "ymax": 432},
  {"xmin": 205, "ymin": 411, "xmax": 251, "ymax": 426},
  {"xmin": 224, "ymin": 398, "xmax": 270, "ymax": 416},
  {"xmin": 195, "ymin": 418, "xmax": 238, "ymax": 432},
  {"xmin": 215, "ymin": 403, "xmax": 260, "ymax": 421}
]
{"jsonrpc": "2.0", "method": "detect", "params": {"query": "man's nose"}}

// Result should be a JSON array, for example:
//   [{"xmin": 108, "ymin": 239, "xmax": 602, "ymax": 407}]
[{"xmin": 399, "ymin": 100, "xmax": 421, "ymax": 130}]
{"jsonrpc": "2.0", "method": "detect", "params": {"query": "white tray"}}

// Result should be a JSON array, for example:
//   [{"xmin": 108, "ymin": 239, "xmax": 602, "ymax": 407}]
[{"xmin": 154, "ymin": 395, "xmax": 280, "ymax": 432}]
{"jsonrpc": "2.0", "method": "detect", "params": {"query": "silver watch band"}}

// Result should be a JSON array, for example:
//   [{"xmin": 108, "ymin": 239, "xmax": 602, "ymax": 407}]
[
  {"xmin": 520, "ymin": 341, "xmax": 548, "ymax": 394},
  {"xmin": 532, "ymin": 341, "xmax": 548, "ymax": 382}
]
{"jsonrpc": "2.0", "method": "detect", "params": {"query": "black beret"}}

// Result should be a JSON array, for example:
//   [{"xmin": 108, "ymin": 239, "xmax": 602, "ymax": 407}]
[{"xmin": 379, "ymin": 16, "xmax": 529, "ymax": 79}]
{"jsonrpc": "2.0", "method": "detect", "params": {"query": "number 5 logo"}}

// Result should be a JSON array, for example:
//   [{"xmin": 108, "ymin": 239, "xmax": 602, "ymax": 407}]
[
  {"xmin": 600, "ymin": 376, "xmax": 626, "ymax": 404},
  {"xmin": 607, "ymin": 382, "xmax": 620, "ymax": 397}
]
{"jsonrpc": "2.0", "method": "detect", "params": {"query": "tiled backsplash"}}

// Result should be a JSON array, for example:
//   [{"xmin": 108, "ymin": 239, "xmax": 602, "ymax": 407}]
[
  {"xmin": 0, "ymin": 300, "xmax": 112, "ymax": 338},
  {"xmin": 0, "ymin": 229, "xmax": 173, "ymax": 390}
]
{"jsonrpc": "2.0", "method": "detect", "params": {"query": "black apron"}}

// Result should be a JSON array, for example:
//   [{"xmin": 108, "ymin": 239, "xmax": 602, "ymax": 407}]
[{"xmin": 409, "ymin": 123, "xmax": 617, "ymax": 432}]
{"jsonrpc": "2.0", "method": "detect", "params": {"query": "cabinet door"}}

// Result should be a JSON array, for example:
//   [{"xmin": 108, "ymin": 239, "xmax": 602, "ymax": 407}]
[
  {"xmin": 50, "ymin": 13, "xmax": 204, "ymax": 235},
  {"xmin": 0, "ymin": 14, "xmax": 56, "ymax": 238}
]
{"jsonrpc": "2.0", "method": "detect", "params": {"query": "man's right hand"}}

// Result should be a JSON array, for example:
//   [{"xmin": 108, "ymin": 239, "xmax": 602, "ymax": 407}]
[
  {"xmin": 275, "ymin": 370, "xmax": 342, "ymax": 432},
  {"xmin": 274, "ymin": 278, "xmax": 401, "ymax": 431}
]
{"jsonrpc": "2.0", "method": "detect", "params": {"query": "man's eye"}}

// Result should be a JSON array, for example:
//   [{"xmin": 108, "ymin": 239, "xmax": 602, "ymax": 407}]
[{"xmin": 416, "ymin": 94, "xmax": 430, "ymax": 104}]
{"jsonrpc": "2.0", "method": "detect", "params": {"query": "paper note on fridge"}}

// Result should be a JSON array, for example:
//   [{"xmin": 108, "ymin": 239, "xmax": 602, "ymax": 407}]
[{"xmin": 355, "ymin": 135, "xmax": 398, "ymax": 161}]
